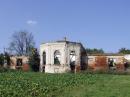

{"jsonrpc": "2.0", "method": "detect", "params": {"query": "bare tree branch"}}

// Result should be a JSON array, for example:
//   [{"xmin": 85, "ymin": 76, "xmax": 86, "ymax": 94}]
[{"xmin": 9, "ymin": 31, "xmax": 35, "ymax": 56}]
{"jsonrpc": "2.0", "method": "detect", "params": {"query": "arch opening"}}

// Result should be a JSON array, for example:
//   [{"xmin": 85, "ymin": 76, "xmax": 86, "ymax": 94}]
[
  {"xmin": 54, "ymin": 50, "xmax": 61, "ymax": 65},
  {"xmin": 70, "ymin": 51, "xmax": 76, "ymax": 72}
]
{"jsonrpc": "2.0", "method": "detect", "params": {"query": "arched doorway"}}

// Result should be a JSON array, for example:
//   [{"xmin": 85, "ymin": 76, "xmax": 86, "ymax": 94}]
[
  {"xmin": 70, "ymin": 51, "xmax": 76, "ymax": 72},
  {"xmin": 54, "ymin": 50, "xmax": 61, "ymax": 65}
]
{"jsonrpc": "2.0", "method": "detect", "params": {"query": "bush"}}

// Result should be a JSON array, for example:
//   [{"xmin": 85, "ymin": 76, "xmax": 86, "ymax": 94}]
[
  {"xmin": 29, "ymin": 48, "xmax": 40, "ymax": 72},
  {"xmin": 0, "ymin": 53, "xmax": 4, "ymax": 67},
  {"xmin": 0, "ymin": 68, "xmax": 17, "ymax": 73},
  {"xmin": 81, "ymin": 70, "xmax": 130, "ymax": 75}
]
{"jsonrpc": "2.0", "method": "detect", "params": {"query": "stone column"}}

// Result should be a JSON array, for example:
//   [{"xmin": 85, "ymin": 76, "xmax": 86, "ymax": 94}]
[{"xmin": 40, "ymin": 53, "xmax": 43, "ymax": 72}]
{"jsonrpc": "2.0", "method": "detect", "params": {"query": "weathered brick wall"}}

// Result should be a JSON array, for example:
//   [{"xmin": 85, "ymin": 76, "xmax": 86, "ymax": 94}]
[
  {"xmin": 94, "ymin": 56, "xmax": 108, "ymax": 71},
  {"xmin": 88, "ymin": 55, "xmax": 126, "ymax": 71},
  {"xmin": 116, "ymin": 63, "xmax": 124, "ymax": 71},
  {"xmin": 22, "ymin": 64, "xmax": 30, "ymax": 71},
  {"xmin": 10, "ymin": 56, "xmax": 29, "ymax": 70}
]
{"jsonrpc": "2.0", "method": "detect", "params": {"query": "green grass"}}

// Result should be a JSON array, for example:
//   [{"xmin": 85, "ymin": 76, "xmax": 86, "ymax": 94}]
[{"xmin": 0, "ymin": 72, "xmax": 130, "ymax": 97}]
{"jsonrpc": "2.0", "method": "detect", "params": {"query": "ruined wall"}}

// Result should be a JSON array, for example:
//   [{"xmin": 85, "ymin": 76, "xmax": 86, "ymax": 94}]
[
  {"xmin": 95, "ymin": 56, "xmax": 108, "ymax": 71},
  {"xmin": 45, "ymin": 64, "xmax": 70, "ymax": 73},
  {"xmin": 40, "ymin": 42, "xmax": 67, "ymax": 73},
  {"xmin": 107, "ymin": 56, "xmax": 124, "ymax": 71},
  {"xmin": 88, "ymin": 55, "xmax": 125, "ymax": 71},
  {"xmin": 10, "ymin": 56, "xmax": 29, "ymax": 70},
  {"xmin": 67, "ymin": 43, "xmax": 81, "ymax": 67},
  {"xmin": 88, "ymin": 56, "xmax": 107, "ymax": 71},
  {"xmin": 40, "ymin": 41, "xmax": 85, "ymax": 73},
  {"xmin": 64, "ymin": 42, "xmax": 86, "ymax": 72},
  {"xmin": 40, "ymin": 42, "xmax": 66, "ymax": 65}
]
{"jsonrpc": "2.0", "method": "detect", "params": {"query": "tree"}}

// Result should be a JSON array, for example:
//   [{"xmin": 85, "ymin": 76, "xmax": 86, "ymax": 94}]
[
  {"xmin": 0, "ymin": 53, "xmax": 4, "ymax": 67},
  {"xmin": 9, "ymin": 31, "xmax": 35, "ymax": 56},
  {"xmin": 86, "ymin": 48, "xmax": 104, "ymax": 54},
  {"xmin": 118, "ymin": 48, "xmax": 130, "ymax": 54},
  {"xmin": 29, "ymin": 48, "xmax": 40, "ymax": 72},
  {"xmin": 0, "ymin": 52, "xmax": 11, "ymax": 68},
  {"xmin": 4, "ymin": 52, "xmax": 11, "ymax": 66}
]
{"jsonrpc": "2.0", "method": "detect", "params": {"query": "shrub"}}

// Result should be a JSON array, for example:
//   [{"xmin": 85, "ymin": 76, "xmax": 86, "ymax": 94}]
[
  {"xmin": 0, "ymin": 68, "xmax": 17, "ymax": 73},
  {"xmin": 29, "ymin": 48, "xmax": 40, "ymax": 72}
]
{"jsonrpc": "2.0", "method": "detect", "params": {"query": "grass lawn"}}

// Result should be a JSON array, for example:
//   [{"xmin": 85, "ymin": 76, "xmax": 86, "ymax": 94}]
[{"xmin": 0, "ymin": 72, "xmax": 130, "ymax": 97}]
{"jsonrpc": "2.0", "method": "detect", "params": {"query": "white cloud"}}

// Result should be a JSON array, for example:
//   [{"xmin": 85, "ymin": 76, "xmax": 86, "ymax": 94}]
[{"xmin": 27, "ymin": 20, "xmax": 37, "ymax": 25}]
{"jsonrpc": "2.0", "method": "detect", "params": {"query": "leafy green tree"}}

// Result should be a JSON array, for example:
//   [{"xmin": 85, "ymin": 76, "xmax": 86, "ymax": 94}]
[
  {"xmin": 86, "ymin": 48, "xmax": 104, "ymax": 54},
  {"xmin": 29, "ymin": 48, "xmax": 40, "ymax": 72},
  {"xmin": 118, "ymin": 48, "xmax": 130, "ymax": 54}
]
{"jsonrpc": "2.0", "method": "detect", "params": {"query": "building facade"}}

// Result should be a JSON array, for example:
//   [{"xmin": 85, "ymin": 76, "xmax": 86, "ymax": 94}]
[
  {"xmin": 40, "ymin": 40, "xmax": 87, "ymax": 73},
  {"xmin": 40, "ymin": 39, "xmax": 130, "ymax": 73},
  {"xmin": 88, "ymin": 54, "xmax": 130, "ymax": 71},
  {"xmin": 10, "ymin": 56, "xmax": 29, "ymax": 70}
]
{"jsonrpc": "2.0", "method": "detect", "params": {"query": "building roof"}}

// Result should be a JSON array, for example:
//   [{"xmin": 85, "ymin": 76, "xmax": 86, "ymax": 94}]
[
  {"xmin": 41, "ymin": 39, "xmax": 86, "ymax": 51},
  {"xmin": 87, "ymin": 53, "xmax": 126, "ymax": 56},
  {"xmin": 42, "ymin": 40, "xmax": 81, "ymax": 44}
]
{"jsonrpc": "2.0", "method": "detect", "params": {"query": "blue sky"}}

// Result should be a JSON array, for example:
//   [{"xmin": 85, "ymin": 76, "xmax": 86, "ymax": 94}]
[{"xmin": 0, "ymin": 0, "xmax": 130, "ymax": 53}]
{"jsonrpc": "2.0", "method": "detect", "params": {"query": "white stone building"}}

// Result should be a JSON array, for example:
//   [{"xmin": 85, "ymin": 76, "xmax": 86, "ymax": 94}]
[{"xmin": 40, "ymin": 40, "xmax": 87, "ymax": 73}]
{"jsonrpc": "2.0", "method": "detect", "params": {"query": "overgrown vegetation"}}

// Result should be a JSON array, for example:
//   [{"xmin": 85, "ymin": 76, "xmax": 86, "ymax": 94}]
[
  {"xmin": 29, "ymin": 48, "xmax": 40, "ymax": 72},
  {"xmin": 0, "ymin": 52, "xmax": 10, "ymax": 68},
  {"xmin": 0, "ymin": 72, "xmax": 130, "ymax": 97},
  {"xmin": 0, "ymin": 53, "xmax": 4, "ymax": 67}
]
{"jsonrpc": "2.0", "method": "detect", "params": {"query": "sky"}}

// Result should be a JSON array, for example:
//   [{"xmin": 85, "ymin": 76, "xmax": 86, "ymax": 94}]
[{"xmin": 0, "ymin": 0, "xmax": 130, "ymax": 53}]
